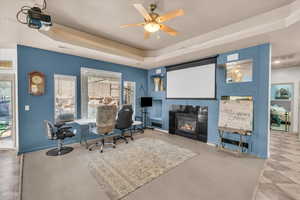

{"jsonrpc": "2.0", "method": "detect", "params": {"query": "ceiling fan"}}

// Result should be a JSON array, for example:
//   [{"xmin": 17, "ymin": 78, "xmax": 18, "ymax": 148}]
[{"xmin": 121, "ymin": 3, "xmax": 184, "ymax": 39}]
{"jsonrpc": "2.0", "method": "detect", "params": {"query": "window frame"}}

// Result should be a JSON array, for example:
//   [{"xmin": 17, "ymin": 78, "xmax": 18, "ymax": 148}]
[
  {"xmin": 54, "ymin": 74, "xmax": 77, "ymax": 122},
  {"xmin": 80, "ymin": 67, "xmax": 122, "ymax": 119},
  {"xmin": 123, "ymin": 81, "xmax": 136, "ymax": 119}
]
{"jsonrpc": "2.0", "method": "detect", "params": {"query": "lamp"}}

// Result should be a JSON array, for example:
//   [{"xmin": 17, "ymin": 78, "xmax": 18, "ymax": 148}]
[{"xmin": 144, "ymin": 22, "xmax": 160, "ymax": 33}]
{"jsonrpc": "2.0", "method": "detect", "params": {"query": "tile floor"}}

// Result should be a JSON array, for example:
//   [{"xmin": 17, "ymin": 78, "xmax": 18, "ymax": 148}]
[
  {"xmin": 0, "ymin": 150, "xmax": 21, "ymax": 200},
  {"xmin": 255, "ymin": 131, "xmax": 300, "ymax": 200},
  {"xmin": 0, "ymin": 136, "xmax": 14, "ymax": 149}
]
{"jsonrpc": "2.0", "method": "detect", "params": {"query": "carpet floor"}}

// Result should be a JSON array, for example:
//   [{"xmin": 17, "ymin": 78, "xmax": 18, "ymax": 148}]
[
  {"xmin": 22, "ymin": 130, "xmax": 265, "ymax": 200},
  {"xmin": 86, "ymin": 137, "xmax": 196, "ymax": 200}
]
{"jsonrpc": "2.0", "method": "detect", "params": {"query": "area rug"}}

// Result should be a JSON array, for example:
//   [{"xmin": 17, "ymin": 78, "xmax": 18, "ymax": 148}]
[{"xmin": 86, "ymin": 137, "xmax": 197, "ymax": 200}]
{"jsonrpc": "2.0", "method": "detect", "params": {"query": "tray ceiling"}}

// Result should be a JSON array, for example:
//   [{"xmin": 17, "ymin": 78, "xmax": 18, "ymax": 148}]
[
  {"xmin": 1, "ymin": 0, "xmax": 300, "ymax": 69},
  {"xmin": 47, "ymin": 0, "xmax": 295, "ymax": 50}
]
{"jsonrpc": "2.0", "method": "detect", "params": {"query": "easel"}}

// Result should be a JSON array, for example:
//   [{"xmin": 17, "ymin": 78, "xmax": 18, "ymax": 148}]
[{"xmin": 218, "ymin": 127, "xmax": 251, "ymax": 154}]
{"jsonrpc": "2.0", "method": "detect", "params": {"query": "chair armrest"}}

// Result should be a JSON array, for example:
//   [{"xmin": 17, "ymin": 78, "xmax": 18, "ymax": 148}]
[
  {"xmin": 54, "ymin": 122, "xmax": 66, "ymax": 128},
  {"xmin": 60, "ymin": 126, "xmax": 72, "ymax": 131}
]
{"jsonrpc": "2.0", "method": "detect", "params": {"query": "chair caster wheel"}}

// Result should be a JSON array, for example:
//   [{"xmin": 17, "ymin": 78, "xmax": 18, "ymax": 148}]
[
  {"xmin": 100, "ymin": 150, "xmax": 103, "ymax": 153},
  {"xmin": 113, "ymin": 146, "xmax": 116, "ymax": 148},
  {"xmin": 89, "ymin": 148, "xmax": 92, "ymax": 151}
]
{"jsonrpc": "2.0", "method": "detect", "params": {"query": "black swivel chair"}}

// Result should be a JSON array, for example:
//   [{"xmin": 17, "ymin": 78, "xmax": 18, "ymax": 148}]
[
  {"xmin": 115, "ymin": 105, "xmax": 134, "ymax": 142},
  {"xmin": 44, "ymin": 120, "xmax": 75, "ymax": 156}
]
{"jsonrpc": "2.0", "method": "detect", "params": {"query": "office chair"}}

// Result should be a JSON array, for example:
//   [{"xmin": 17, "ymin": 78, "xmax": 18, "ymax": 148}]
[
  {"xmin": 44, "ymin": 120, "xmax": 75, "ymax": 156},
  {"xmin": 115, "ymin": 104, "xmax": 134, "ymax": 142},
  {"xmin": 88, "ymin": 104, "xmax": 120, "ymax": 153}
]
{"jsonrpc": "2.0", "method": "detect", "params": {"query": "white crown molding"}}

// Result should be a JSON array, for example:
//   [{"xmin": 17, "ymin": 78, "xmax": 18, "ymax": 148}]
[
  {"xmin": 39, "ymin": 24, "xmax": 145, "ymax": 60},
  {"xmin": 38, "ymin": 0, "xmax": 300, "ymax": 69}
]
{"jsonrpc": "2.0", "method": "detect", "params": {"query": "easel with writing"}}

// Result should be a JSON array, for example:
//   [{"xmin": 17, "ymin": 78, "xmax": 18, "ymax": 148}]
[
  {"xmin": 217, "ymin": 127, "xmax": 251, "ymax": 153},
  {"xmin": 218, "ymin": 98, "xmax": 253, "ymax": 154}
]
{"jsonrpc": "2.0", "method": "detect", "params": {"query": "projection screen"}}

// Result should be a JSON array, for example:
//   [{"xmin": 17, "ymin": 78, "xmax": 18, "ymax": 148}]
[{"xmin": 166, "ymin": 63, "xmax": 216, "ymax": 99}]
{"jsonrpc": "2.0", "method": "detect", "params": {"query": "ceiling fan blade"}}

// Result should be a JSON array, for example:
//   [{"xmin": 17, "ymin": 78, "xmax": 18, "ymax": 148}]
[
  {"xmin": 133, "ymin": 4, "xmax": 152, "ymax": 21},
  {"xmin": 144, "ymin": 31, "xmax": 150, "ymax": 39},
  {"xmin": 160, "ymin": 24, "xmax": 178, "ymax": 36},
  {"xmin": 120, "ymin": 23, "xmax": 144, "ymax": 28},
  {"xmin": 157, "ymin": 9, "xmax": 184, "ymax": 23}
]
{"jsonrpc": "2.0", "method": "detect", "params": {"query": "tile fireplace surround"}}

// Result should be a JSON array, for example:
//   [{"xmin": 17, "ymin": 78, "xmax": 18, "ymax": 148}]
[{"xmin": 169, "ymin": 105, "xmax": 208, "ymax": 142}]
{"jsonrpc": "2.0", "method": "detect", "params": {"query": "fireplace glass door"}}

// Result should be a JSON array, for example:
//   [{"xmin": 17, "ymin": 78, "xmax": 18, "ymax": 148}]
[{"xmin": 176, "ymin": 113, "xmax": 197, "ymax": 133}]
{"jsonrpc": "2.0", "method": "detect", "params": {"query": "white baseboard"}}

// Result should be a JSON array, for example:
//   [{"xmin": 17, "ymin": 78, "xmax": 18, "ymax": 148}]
[
  {"xmin": 153, "ymin": 128, "xmax": 168, "ymax": 133},
  {"xmin": 18, "ymin": 154, "xmax": 24, "ymax": 200},
  {"xmin": 207, "ymin": 142, "xmax": 217, "ymax": 147}
]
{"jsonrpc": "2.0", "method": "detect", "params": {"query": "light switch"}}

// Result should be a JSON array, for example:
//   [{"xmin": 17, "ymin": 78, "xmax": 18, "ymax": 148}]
[{"xmin": 25, "ymin": 105, "xmax": 30, "ymax": 111}]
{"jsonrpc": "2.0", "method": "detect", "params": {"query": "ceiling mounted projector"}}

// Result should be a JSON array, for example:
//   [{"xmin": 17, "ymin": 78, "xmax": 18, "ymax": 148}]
[{"xmin": 16, "ymin": 0, "xmax": 52, "ymax": 30}]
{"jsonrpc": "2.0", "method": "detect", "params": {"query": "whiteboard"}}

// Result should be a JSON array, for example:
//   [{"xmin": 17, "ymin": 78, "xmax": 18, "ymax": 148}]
[
  {"xmin": 218, "ymin": 100, "xmax": 253, "ymax": 132},
  {"xmin": 167, "ymin": 64, "xmax": 215, "ymax": 99}
]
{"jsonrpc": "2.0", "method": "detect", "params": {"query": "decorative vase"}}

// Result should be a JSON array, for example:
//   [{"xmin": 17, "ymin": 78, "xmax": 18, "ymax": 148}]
[
  {"xmin": 153, "ymin": 77, "xmax": 161, "ymax": 92},
  {"xmin": 159, "ymin": 78, "xmax": 164, "ymax": 91}
]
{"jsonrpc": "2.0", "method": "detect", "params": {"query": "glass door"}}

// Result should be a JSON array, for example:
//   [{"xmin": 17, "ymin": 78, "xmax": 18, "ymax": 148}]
[{"xmin": 0, "ymin": 74, "xmax": 15, "ymax": 149}]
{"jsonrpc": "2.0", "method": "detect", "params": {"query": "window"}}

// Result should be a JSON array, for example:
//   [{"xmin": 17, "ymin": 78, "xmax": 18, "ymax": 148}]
[
  {"xmin": 81, "ymin": 68, "xmax": 121, "ymax": 119},
  {"xmin": 123, "ymin": 81, "xmax": 136, "ymax": 118},
  {"xmin": 54, "ymin": 75, "xmax": 76, "ymax": 122}
]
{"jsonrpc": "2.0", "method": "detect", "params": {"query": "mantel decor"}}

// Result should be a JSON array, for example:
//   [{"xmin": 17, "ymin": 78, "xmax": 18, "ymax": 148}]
[{"xmin": 28, "ymin": 71, "xmax": 45, "ymax": 96}]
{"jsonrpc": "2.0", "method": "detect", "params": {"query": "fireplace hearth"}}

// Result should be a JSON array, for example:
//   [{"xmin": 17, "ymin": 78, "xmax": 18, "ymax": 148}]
[{"xmin": 169, "ymin": 105, "xmax": 208, "ymax": 142}]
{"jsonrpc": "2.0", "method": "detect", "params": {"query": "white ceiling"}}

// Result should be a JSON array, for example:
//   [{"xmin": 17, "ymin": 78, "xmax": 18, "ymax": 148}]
[
  {"xmin": 47, "ymin": 0, "xmax": 294, "ymax": 50},
  {"xmin": 0, "ymin": 0, "xmax": 300, "ymax": 69}
]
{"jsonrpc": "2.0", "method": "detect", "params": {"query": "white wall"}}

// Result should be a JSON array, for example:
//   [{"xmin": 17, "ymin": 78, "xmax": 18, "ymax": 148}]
[
  {"xmin": 272, "ymin": 66, "xmax": 300, "ymax": 133},
  {"xmin": 0, "ymin": 48, "xmax": 18, "ymax": 152}
]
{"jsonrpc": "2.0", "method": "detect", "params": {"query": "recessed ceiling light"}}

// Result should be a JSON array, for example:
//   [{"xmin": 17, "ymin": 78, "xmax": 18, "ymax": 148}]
[{"xmin": 273, "ymin": 60, "xmax": 281, "ymax": 64}]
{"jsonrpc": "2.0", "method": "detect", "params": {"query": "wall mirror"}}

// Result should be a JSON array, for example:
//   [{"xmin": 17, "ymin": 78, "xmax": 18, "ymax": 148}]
[{"xmin": 225, "ymin": 59, "xmax": 253, "ymax": 83}]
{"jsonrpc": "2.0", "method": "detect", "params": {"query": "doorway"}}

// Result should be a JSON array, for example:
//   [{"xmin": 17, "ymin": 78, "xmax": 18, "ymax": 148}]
[
  {"xmin": 0, "ymin": 74, "xmax": 15, "ymax": 149},
  {"xmin": 270, "ymin": 83, "xmax": 293, "ymax": 132}
]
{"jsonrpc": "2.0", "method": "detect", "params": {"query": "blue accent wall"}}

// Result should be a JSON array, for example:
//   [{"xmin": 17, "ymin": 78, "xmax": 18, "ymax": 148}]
[
  {"xmin": 17, "ymin": 45, "xmax": 148, "ymax": 153},
  {"xmin": 17, "ymin": 44, "xmax": 270, "ymax": 158},
  {"xmin": 148, "ymin": 44, "xmax": 271, "ymax": 158}
]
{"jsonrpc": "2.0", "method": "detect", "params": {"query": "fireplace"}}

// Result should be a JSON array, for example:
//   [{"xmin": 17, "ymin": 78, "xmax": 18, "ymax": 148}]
[{"xmin": 169, "ymin": 105, "xmax": 208, "ymax": 142}]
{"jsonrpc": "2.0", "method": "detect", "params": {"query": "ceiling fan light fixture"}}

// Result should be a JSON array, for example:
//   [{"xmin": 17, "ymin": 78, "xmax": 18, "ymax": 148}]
[
  {"xmin": 122, "ymin": 3, "xmax": 183, "ymax": 38},
  {"xmin": 144, "ymin": 22, "xmax": 160, "ymax": 33}
]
